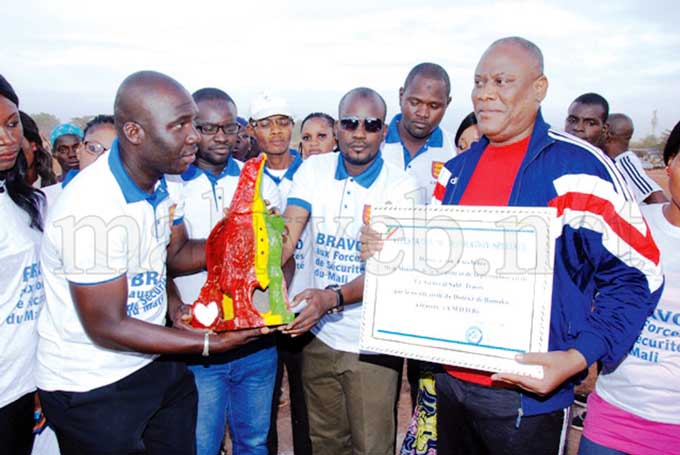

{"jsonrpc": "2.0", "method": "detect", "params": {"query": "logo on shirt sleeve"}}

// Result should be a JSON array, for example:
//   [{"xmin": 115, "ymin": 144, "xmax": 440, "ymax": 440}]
[
  {"xmin": 168, "ymin": 204, "xmax": 177, "ymax": 225},
  {"xmin": 431, "ymin": 161, "xmax": 445, "ymax": 179}
]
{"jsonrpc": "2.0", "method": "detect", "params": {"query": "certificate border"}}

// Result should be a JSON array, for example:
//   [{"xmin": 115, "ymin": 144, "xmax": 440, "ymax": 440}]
[{"xmin": 360, "ymin": 205, "xmax": 556, "ymax": 378}]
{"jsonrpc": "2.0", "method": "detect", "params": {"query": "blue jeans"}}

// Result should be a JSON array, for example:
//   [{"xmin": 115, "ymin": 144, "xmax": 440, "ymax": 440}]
[
  {"xmin": 188, "ymin": 345, "xmax": 277, "ymax": 455},
  {"xmin": 578, "ymin": 435, "xmax": 628, "ymax": 455}
]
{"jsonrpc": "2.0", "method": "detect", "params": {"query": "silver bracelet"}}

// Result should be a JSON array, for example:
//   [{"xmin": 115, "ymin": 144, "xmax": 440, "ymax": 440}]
[{"xmin": 202, "ymin": 332, "xmax": 210, "ymax": 357}]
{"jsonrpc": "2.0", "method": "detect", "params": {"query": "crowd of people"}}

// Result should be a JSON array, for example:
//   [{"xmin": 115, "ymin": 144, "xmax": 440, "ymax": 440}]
[{"xmin": 0, "ymin": 35, "xmax": 678, "ymax": 455}]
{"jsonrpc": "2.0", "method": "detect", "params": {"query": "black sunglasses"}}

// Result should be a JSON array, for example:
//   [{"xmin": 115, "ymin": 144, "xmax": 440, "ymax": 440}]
[{"xmin": 339, "ymin": 117, "xmax": 384, "ymax": 133}]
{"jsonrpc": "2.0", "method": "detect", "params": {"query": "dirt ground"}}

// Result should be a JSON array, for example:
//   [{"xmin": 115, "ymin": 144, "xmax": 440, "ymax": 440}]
[
  {"xmin": 647, "ymin": 168, "xmax": 669, "ymax": 195},
  {"xmin": 262, "ymin": 169, "xmax": 669, "ymax": 455}
]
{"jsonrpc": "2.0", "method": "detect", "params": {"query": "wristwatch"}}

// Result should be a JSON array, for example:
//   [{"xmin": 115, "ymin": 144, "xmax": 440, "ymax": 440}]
[{"xmin": 324, "ymin": 284, "xmax": 345, "ymax": 314}]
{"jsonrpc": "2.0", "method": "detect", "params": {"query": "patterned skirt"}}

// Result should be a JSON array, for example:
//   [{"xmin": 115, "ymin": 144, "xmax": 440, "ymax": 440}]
[{"xmin": 400, "ymin": 370, "xmax": 437, "ymax": 455}]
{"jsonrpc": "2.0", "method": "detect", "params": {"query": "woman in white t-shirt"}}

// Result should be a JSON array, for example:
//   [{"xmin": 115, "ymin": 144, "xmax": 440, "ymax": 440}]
[
  {"xmin": 0, "ymin": 75, "xmax": 46, "ymax": 453},
  {"xmin": 579, "ymin": 120, "xmax": 680, "ymax": 455}
]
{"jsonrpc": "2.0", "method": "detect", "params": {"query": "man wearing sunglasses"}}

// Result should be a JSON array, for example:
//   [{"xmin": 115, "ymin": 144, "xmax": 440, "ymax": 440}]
[
  {"xmin": 280, "ymin": 87, "xmax": 423, "ymax": 455},
  {"xmin": 165, "ymin": 87, "xmax": 281, "ymax": 455},
  {"xmin": 382, "ymin": 62, "xmax": 456, "ymax": 202}
]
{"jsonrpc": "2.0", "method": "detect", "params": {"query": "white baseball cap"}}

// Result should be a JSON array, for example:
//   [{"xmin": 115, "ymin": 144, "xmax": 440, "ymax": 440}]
[{"xmin": 249, "ymin": 93, "xmax": 293, "ymax": 121}]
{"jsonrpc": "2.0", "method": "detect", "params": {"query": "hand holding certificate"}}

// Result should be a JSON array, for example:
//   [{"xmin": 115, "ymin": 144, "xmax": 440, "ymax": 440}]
[{"xmin": 360, "ymin": 204, "xmax": 559, "ymax": 379}]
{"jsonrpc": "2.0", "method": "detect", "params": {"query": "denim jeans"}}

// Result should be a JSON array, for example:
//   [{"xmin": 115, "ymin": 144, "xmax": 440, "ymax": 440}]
[
  {"xmin": 578, "ymin": 436, "xmax": 628, "ymax": 455},
  {"xmin": 188, "ymin": 344, "xmax": 277, "ymax": 455}
]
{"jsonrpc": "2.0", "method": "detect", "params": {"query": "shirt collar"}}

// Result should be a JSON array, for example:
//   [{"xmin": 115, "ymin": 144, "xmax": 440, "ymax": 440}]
[
  {"xmin": 385, "ymin": 113, "xmax": 444, "ymax": 148},
  {"xmin": 108, "ymin": 139, "xmax": 169, "ymax": 208},
  {"xmin": 263, "ymin": 149, "xmax": 303, "ymax": 185},
  {"xmin": 385, "ymin": 114, "xmax": 444, "ymax": 167},
  {"xmin": 334, "ymin": 151, "xmax": 384, "ymax": 188},
  {"xmin": 181, "ymin": 154, "xmax": 241, "ymax": 183},
  {"xmin": 61, "ymin": 168, "xmax": 79, "ymax": 188}
]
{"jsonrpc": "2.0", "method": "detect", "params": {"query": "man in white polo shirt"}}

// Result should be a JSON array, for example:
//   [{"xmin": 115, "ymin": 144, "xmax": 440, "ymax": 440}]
[
  {"xmin": 166, "ymin": 87, "xmax": 281, "ymax": 455},
  {"xmin": 245, "ymin": 93, "xmax": 314, "ymax": 454},
  {"xmin": 281, "ymin": 87, "xmax": 423, "ymax": 455},
  {"xmin": 381, "ymin": 62, "xmax": 457, "ymax": 405},
  {"xmin": 382, "ymin": 62, "xmax": 456, "ymax": 202},
  {"xmin": 36, "ymin": 71, "xmax": 266, "ymax": 455}
]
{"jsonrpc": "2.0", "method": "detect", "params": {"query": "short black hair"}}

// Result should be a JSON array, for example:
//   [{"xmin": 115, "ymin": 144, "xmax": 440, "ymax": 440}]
[
  {"xmin": 84, "ymin": 114, "xmax": 115, "ymax": 137},
  {"xmin": 404, "ymin": 63, "xmax": 451, "ymax": 96},
  {"xmin": 455, "ymin": 112, "xmax": 478, "ymax": 146},
  {"xmin": 192, "ymin": 87, "xmax": 235, "ymax": 105},
  {"xmin": 572, "ymin": 93, "xmax": 609, "ymax": 122},
  {"xmin": 663, "ymin": 120, "xmax": 680, "ymax": 166},
  {"xmin": 338, "ymin": 87, "xmax": 387, "ymax": 121},
  {"xmin": 301, "ymin": 112, "xmax": 335, "ymax": 131}
]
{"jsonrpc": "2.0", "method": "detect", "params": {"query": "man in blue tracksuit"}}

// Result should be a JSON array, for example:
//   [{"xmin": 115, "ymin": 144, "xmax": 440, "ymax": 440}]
[{"xmin": 431, "ymin": 37, "xmax": 663, "ymax": 454}]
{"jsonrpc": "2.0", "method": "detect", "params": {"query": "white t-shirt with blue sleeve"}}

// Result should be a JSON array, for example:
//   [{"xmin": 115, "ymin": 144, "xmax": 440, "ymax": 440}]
[
  {"xmin": 0, "ymin": 189, "xmax": 45, "ymax": 407},
  {"xmin": 287, "ymin": 152, "xmax": 422, "ymax": 354},
  {"xmin": 36, "ymin": 142, "xmax": 183, "ymax": 392}
]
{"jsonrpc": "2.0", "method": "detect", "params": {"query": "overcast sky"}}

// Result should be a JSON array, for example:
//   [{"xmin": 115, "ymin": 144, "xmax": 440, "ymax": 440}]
[{"xmin": 3, "ymin": 0, "xmax": 679, "ymax": 139}]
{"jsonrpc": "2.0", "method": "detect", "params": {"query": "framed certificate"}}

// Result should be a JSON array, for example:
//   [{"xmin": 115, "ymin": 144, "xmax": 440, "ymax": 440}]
[{"xmin": 360, "ymin": 205, "xmax": 559, "ymax": 378}]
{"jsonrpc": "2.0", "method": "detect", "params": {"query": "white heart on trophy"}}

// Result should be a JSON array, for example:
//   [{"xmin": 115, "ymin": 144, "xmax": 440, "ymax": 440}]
[{"xmin": 194, "ymin": 301, "xmax": 219, "ymax": 327}]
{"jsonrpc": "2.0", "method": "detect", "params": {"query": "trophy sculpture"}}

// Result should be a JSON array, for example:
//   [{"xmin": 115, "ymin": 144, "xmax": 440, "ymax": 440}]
[{"xmin": 190, "ymin": 154, "xmax": 294, "ymax": 330}]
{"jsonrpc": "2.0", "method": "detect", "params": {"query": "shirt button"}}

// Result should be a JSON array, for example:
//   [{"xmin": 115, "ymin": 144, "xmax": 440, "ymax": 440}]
[
  {"xmin": 344, "ymin": 205, "xmax": 348, "ymax": 208},
  {"xmin": 347, "ymin": 191, "xmax": 351, "ymax": 195},
  {"xmin": 350, "ymin": 178, "xmax": 354, "ymax": 182},
  {"xmin": 408, "ymin": 165, "xmax": 412, "ymax": 168}
]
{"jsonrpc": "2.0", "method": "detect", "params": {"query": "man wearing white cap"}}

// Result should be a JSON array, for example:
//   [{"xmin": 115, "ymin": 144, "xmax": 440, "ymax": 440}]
[
  {"xmin": 248, "ymin": 94, "xmax": 312, "ymax": 454},
  {"xmin": 247, "ymin": 93, "xmax": 303, "ymax": 208}
]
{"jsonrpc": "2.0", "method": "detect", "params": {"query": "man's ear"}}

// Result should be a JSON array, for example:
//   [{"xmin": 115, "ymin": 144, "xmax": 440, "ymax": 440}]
[
  {"xmin": 398, "ymin": 86, "xmax": 405, "ymax": 104},
  {"xmin": 446, "ymin": 95, "xmax": 452, "ymax": 108},
  {"xmin": 601, "ymin": 122, "xmax": 609, "ymax": 141},
  {"xmin": 533, "ymin": 75, "xmax": 548, "ymax": 104},
  {"xmin": 122, "ymin": 121, "xmax": 144, "ymax": 145},
  {"xmin": 246, "ymin": 124, "xmax": 255, "ymax": 137}
]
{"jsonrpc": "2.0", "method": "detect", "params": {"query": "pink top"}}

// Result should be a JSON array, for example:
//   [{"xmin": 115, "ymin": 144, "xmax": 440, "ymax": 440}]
[{"xmin": 582, "ymin": 392, "xmax": 680, "ymax": 455}]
